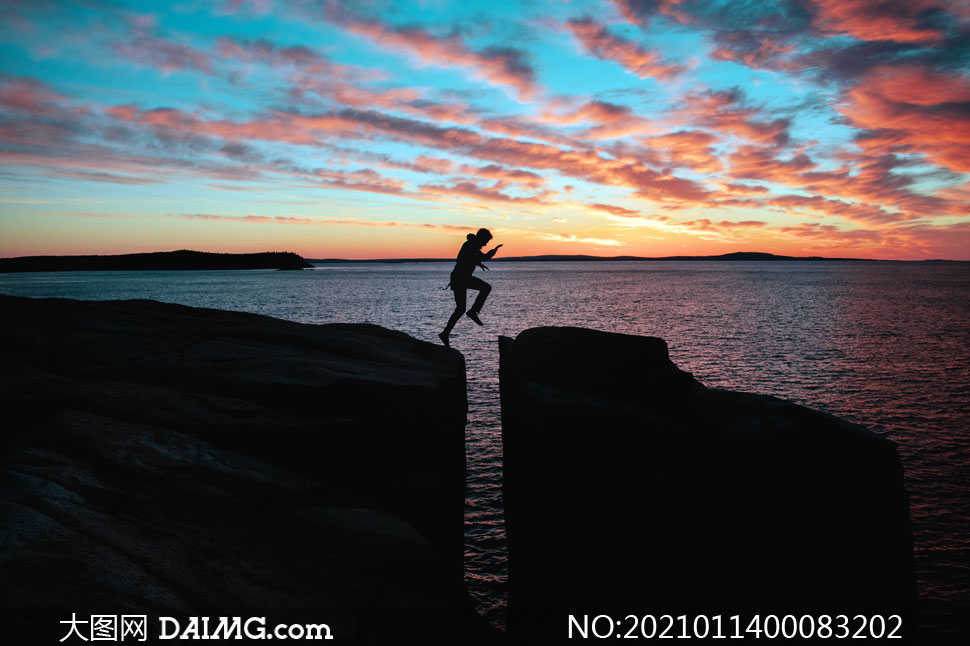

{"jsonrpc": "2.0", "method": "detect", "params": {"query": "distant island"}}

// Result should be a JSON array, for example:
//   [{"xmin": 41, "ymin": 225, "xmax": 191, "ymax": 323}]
[
  {"xmin": 0, "ymin": 250, "xmax": 314, "ymax": 273},
  {"xmin": 311, "ymin": 252, "xmax": 879, "ymax": 263}
]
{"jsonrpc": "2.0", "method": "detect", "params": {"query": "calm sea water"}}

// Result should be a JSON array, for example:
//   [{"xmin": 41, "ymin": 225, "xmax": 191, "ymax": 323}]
[{"xmin": 2, "ymin": 261, "xmax": 969, "ymax": 629}]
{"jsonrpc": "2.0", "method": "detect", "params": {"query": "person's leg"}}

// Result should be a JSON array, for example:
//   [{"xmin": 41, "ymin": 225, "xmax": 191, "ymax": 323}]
[
  {"xmin": 465, "ymin": 277, "xmax": 491, "ymax": 325},
  {"xmin": 440, "ymin": 288, "xmax": 467, "ymax": 343},
  {"xmin": 467, "ymin": 277, "xmax": 491, "ymax": 314}
]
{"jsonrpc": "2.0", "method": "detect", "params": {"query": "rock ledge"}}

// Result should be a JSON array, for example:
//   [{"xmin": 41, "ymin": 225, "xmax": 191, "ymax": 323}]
[{"xmin": 500, "ymin": 326, "xmax": 914, "ymax": 613}]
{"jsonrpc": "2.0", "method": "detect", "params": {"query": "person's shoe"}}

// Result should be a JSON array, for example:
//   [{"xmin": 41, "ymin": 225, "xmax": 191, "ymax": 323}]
[
  {"xmin": 438, "ymin": 331, "xmax": 450, "ymax": 348},
  {"xmin": 466, "ymin": 311, "xmax": 483, "ymax": 326}
]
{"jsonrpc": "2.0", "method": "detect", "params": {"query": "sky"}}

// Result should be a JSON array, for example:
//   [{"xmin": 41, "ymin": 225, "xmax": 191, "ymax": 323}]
[{"xmin": 1, "ymin": 0, "xmax": 969, "ymax": 260}]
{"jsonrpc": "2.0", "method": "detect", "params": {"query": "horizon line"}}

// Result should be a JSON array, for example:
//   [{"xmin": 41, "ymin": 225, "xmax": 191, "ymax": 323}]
[{"xmin": 2, "ymin": 250, "xmax": 967, "ymax": 263}]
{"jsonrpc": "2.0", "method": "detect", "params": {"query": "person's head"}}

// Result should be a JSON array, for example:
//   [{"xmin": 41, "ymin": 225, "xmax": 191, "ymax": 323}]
[{"xmin": 474, "ymin": 228, "xmax": 493, "ymax": 247}]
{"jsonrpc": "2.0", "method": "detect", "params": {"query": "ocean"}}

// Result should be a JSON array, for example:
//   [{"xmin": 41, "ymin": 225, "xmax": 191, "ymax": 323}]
[{"xmin": 2, "ymin": 261, "xmax": 968, "ymax": 631}]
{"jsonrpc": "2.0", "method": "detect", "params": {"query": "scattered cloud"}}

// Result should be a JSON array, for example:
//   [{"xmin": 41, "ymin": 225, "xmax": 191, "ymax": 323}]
[
  {"xmin": 2, "ymin": 0, "xmax": 968, "ymax": 258},
  {"xmin": 324, "ymin": 1, "xmax": 541, "ymax": 101},
  {"xmin": 566, "ymin": 17, "xmax": 684, "ymax": 81},
  {"xmin": 537, "ymin": 232, "xmax": 625, "ymax": 246}
]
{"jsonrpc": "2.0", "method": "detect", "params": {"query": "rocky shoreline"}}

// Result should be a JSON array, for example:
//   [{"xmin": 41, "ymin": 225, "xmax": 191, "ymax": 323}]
[
  {"xmin": 500, "ymin": 327, "xmax": 915, "ymax": 634},
  {"xmin": 0, "ymin": 294, "xmax": 480, "ymax": 641},
  {"xmin": 1, "ymin": 296, "xmax": 915, "ymax": 641}
]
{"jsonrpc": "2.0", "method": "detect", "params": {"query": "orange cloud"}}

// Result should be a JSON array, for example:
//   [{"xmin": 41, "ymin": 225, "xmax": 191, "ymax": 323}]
[
  {"xmin": 419, "ymin": 181, "xmax": 551, "ymax": 206},
  {"xmin": 537, "ymin": 233, "xmax": 625, "ymax": 246},
  {"xmin": 643, "ymin": 130, "xmax": 722, "ymax": 172},
  {"xmin": 588, "ymin": 203, "xmax": 642, "ymax": 217},
  {"xmin": 608, "ymin": 0, "xmax": 691, "ymax": 27},
  {"xmin": 776, "ymin": 222, "xmax": 881, "ymax": 243},
  {"xmin": 680, "ymin": 218, "xmax": 767, "ymax": 231},
  {"xmin": 172, "ymin": 213, "xmax": 471, "ymax": 231},
  {"xmin": 476, "ymin": 116, "xmax": 574, "ymax": 146},
  {"xmin": 540, "ymin": 100, "xmax": 658, "ymax": 139},
  {"xmin": 413, "ymin": 156, "xmax": 455, "ymax": 175},
  {"xmin": 766, "ymin": 194, "xmax": 911, "ymax": 224},
  {"xmin": 325, "ymin": 3, "xmax": 540, "ymax": 100},
  {"xmin": 810, "ymin": 0, "xmax": 945, "ymax": 44},
  {"xmin": 838, "ymin": 65, "xmax": 970, "ymax": 173},
  {"xmin": 680, "ymin": 88, "xmax": 791, "ymax": 147},
  {"xmin": 546, "ymin": 101, "xmax": 630, "ymax": 125},
  {"xmin": 302, "ymin": 167, "xmax": 406, "ymax": 195},
  {"xmin": 710, "ymin": 31, "xmax": 798, "ymax": 71},
  {"xmin": 102, "ymin": 101, "xmax": 713, "ymax": 205},
  {"xmin": 727, "ymin": 145, "xmax": 815, "ymax": 182},
  {"xmin": 459, "ymin": 164, "xmax": 545, "ymax": 188},
  {"xmin": 566, "ymin": 17, "xmax": 684, "ymax": 81},
  {"xmin": 854, "ymin": 64, "xmax": 970, "ymax": 106}
]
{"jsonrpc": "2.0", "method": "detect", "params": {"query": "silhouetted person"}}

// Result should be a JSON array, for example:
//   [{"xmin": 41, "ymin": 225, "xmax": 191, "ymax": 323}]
[{"xmin": 439, "ymin": 228, "xmax": 502, "ymax": 347}]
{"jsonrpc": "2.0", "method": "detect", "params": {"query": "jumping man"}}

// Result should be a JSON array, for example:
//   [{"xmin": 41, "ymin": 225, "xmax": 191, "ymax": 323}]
[{"xmin": 439, "ymin": 228, "xmax": 502, "ymax": 347}]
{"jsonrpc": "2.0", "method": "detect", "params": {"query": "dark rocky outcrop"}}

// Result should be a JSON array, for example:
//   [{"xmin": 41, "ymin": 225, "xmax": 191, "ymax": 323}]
[
  {"xmin": 500, "ymin": 327, "xmax": 914, "ymax": 616},
  {"xmin": 0, "ymin": 295, "xmax": 480, "ymax": 641},
  {"xmin": 0, "ymin": 250, "xmax": 313, "ymax": 273}
]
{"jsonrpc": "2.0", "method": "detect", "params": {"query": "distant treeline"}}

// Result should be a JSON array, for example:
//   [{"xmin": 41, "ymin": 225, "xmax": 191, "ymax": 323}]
[
  {"xmin": 310, "ymin": 252, "xmax": 880, "ymax": 263},
  {"xmin": 0, "ymin": 250, "xmax": 313, "ymax": 273}
]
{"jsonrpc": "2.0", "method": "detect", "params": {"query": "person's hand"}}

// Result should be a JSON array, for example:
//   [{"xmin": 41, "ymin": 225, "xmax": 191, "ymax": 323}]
[{"xmin": 494, "ymin": 244, "xmax": 503, "ymax": 251}]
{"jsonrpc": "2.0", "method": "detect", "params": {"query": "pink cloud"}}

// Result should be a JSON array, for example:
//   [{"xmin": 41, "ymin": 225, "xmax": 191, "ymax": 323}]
[
  {"xmin": 588, "ymin": 203, "xmax": 642, "ymax": 217},
  {"xmin": 325, "ymin": 3, "xmax": 540, "ymax": 101},
  {"xmin": 810, "ymin": 0, "xmax": 946, "ymax": 44},
  {"xmin": 219, "ymin": 0, "xmax": 272, "ymax": 15},
  {"xmin": 543, "ymin": 100, "xmax": 634, "ymax": 126},
  {"xmin": 608, "ymin": 0, "xmax": 692, "ymax": 27},
  {"xmin": 766, "ymin": 194, "xmax": 913, "ymax": 224},
  {"xmin": 419, "ymin": 181, "xmax": 552, "ymax": 205},
  {"xmin": 566, "ymin": 17, "xmax": 684, "ymax": 81},
  {"xmin": 217, "ymin": 38, "xmax": 357, "ymax": 78},
  {"xmin": 540, "ymin": 100, "xmax": 658, "ymax": 139},
  {"xmin": 537, "ymin": 233, "xmax": 625, "ymax": 246},
  {"xmin": 643, "ymin": 130, "xmax": 723, "ymax": 172},
  {"xmin": 0, "ymin": 76, "xmax": 74, "ymax": 117},
  {"xmin": 412, "ymin": 156, "xmax": 455, "ymax": 175},
  {"xmin": 719, "ymin": 182, "xmax": 769, "ymax": 195},
  {"xmin": 680, "ymin": 218, "xmax": 767, "ymax": 231},
  {"xmin": 302, "ymin": 167, "xmax": 406, "ymax": 195},
  {"xmin": 710, "ymin": 31, "xmax": 798, "ymax": 71},
  {"xmin": 679, "ymin": 88, "xmax": 791, "ymax": 147},
  {"xmin": 108, "ymin": 103, "xmax": 710, "ymax": 204},
  {"xmin": 459, "ymin": 164, "xmax": 545, "ymax": 188},
  {"xmin": 777, "ymin": 222, "xmax": 881, "ymax": 243},
  {"xmin": 727, "ymin": 145, "xmax": 815, "ymax": 182},
  {"xmin": 113, "ymin": 35, "xmax": 213, "ymax": 75},
  {"xmin": 838, "ymin": 65, "xmax": 970, "ymax": 173},
  {"xmin": 172, "ymin": 213, "xmax": 470, "ymax": 231},
  {"xmin": 49, "ymin": 169, "xmax": 160, "ymax": 185},
  {"xmin": 14, "ymin": 70, "xmax": 958, "ymax": 235}
]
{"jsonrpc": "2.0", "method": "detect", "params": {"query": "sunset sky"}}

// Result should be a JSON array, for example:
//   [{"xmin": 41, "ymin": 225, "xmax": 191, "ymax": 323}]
[{"xmin": 1, "ymin": 0, "xmax": 969, "ymax": 259}]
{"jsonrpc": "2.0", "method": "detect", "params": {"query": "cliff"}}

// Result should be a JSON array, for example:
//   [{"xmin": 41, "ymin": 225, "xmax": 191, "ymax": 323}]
[
  {"xmin": 499, "ymin": 328, "xmax": 914, "ymax": 617},
  {"xmin": 0, "ymin": 295, "xmax": 477, "ymax": 641},
  {"xmin": 0, "ymin": 250, "xmax": 313, "ymax": 272}
]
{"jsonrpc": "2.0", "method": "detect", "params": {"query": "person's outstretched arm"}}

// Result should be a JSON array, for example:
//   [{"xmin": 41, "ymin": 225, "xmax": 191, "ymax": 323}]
[{"xmin": 482, "ymin": 244, "xmax": 503, "ymax": 260}]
